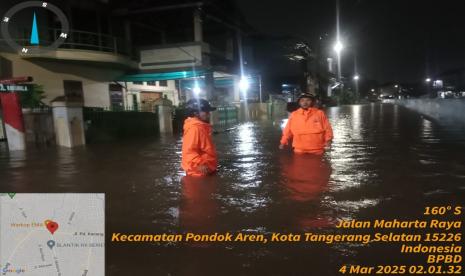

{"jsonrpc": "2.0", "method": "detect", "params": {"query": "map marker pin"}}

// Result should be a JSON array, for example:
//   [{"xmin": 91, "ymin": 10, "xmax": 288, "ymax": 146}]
[
  {"xmin": 47, "ymin": 240, "xmax": 55, "ymax": 250},
  {"xmin": 45, "ymin": 220, "xmax": 59, "ymax": 234}
]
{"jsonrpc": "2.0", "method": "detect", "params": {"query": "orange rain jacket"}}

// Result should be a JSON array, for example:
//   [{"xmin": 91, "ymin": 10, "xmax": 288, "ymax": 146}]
[
  {"xmin": 280, "ymin": 107, "xmax": 333, "ymax": 154},
  {"xmin": 181, "ymin": 117, "xmax": 218, "ymax": 176}
]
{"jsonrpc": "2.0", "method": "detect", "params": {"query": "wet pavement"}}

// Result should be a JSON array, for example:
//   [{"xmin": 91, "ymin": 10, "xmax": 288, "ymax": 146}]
[{"xmin": 0, "ymin": 103, "xmax": 464, "ymax": 275}]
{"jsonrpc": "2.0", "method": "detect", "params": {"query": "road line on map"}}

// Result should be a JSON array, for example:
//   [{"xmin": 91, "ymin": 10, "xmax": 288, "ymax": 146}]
[
  {"xmin": 86, "ymin": 236, "xmax": 94, "ymax": 270},
  {"xmin": 7, "ymin": 229, "xmax": 36, "ymax": 263}
]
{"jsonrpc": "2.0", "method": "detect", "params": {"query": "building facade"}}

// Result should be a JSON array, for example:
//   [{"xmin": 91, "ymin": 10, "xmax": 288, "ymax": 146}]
[{"xmin": 1, "ymin": 0, "xmax": 250, "ymax": 111}]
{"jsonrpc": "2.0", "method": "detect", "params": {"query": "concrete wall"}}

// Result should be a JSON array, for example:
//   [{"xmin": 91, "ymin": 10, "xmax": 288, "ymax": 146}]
[
  {"xmin": 0, "ymin": 52, "xmax": 126, "ymax": 108},
  {"xmin": 238, "ymin": 103, "xmax": 269, "ymax": 121},
  {"xmin": 139, "ymin": 43, "xmax": 206, "ymax": 70},
  {"xmin": 396, "ymin": 99, "xmax": 465, "ymax": 127},
  {"xmin": 22, "ymin": 109, "xmax": 55, "ymax": 146},
  {"xmin": 237, "ymin": 102, "xmax": 288, "ymax": 121}
]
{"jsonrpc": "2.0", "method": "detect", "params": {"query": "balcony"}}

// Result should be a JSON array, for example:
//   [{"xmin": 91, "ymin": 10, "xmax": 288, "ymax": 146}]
[
  {"xmin": 9, "ymin": 28, "xmax": 138, "ymax": 68},
  {"xmin": 139, "ymin": 42, "xmax": 210, "ymax": 71}
]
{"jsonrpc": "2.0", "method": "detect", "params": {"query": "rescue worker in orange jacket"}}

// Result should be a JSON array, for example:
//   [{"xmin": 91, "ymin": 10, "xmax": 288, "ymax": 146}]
[
  {"xmin": 279, "ymin": 93, "xmax": 333, "ymax": 155},
  {"xmin": 181, "ymin": 98, "xmax": 218, "ymax": 176}
]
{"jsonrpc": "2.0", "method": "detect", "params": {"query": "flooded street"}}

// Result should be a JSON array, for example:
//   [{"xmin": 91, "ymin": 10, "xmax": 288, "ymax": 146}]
[{"xmin": 1, "ymin": 103, "xmax": 464, "ymax": 275}]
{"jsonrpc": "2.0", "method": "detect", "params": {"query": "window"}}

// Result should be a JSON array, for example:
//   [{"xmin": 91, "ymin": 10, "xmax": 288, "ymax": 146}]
[
  {"xmin": 147, "ymin": 81, "xmax": 157, "ymax": 86},
  {"xmin": 63, "ymin": 80, "xmax": 84, "ymax": 101},
  {"xmin": 133, "ymin": 81, "xmax": 143, "ymax": 85},
  {"xmin": 109, "ymin": 84, "xmax": 123, "ymax": 110},
  {"xmin": 159, "ymin": 80, "xmax": 168, "ymax": 87}
]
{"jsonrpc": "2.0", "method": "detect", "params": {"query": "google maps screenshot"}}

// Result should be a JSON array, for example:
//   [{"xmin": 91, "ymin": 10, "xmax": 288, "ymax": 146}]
[{"xmin": 0, "ymin": 0, "xmax": 464, "ymax": 275}]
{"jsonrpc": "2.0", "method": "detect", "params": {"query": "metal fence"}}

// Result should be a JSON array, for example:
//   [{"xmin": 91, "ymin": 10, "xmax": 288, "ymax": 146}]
[
  {"xmin": 173, "ymin": 105, "xmax": 238, "ymax": 133},
  {"xmin": 83, "ymin": 107, "xmax": 159, "ymax": 143},
  {"xmin": 216, "ymin": 106, "xmax": 238, "ymax": 122}
]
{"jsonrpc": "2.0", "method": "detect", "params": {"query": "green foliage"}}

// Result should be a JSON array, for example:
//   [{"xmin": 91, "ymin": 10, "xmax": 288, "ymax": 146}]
[
  {"xmin": 330, "ymin": 88, "xmax": 357, "ymax": 105},
  {"xmin": 20, "ymin": 84, "xmax": 46, "ymax": 108}
]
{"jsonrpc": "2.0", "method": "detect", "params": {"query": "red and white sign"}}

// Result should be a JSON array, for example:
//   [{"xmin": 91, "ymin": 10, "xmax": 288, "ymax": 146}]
[{"xmin": 0, "ymin": 76, "xmax": 32, "ymax": 151}]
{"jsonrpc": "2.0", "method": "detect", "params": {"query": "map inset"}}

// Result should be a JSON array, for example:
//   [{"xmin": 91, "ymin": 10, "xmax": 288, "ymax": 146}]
[{"xmin": 0, "ymin": 193, "xmax": 105, "ymax": 276}]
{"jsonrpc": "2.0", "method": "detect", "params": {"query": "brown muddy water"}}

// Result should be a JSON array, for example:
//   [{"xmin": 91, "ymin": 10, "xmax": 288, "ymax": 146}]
[{"xmin": 0, "ymin": 103, "xmax": 464, "ymax": 275}]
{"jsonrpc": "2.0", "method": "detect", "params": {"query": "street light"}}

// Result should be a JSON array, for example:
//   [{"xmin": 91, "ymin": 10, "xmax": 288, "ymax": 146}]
[
  {"xmin": 394, "ymin": 84, "xmax": 398, "ymax": 88},
  {"xmin": 333, "ymin": 41, "xmax": 344, "ymax": 54},
  {"xmin": 425, "ymin": 78, "xmax": 431, "ymax": 83},
  {"xmin": 353, "ymin": 75, "xmax": 360, "ymax": 102},
  {"xmin": 193, "ymin": 81, "xmax": 201, "ymax": 96},
  {"xmin": 239, "ymin": 76, "xmax": 250, "ymax": 94},
  {"xmin": 333, "ymin": 40, "xmax": 344, "ymax": 102}
]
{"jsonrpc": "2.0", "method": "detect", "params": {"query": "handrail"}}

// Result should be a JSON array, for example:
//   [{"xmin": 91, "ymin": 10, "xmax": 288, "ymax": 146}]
[{"xmin": 11, "ymin": 28, "xmax": 134, "ymax": 57}]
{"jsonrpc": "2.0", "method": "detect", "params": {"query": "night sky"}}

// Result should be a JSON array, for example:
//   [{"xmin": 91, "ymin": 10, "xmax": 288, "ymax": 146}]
[{"xmin": 234, "ymin": 0, "xmax": 465, "ymax": 84}]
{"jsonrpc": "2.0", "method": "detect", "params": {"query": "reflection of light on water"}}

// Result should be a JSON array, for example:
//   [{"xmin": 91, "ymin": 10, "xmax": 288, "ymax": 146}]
[
  {"xmin": 328, "ymin": 170, "xmax": 374, "ymax": 191},
  {"xmin": 393, "ymin": 104, "xmax": 399, "ymax": 132},
  {"xmin": 222, "ymin": 194, "xmax": 270, "ymax": 213},
  {"xmin": 233, "ymin": 123, "xmax": 260, "ymax": 184},
  {"xmin": 422, "ymin": 118, "xmax": 432, "ymax": 133},
  {"xmin": 323, "ymin": 198, "xmax": 381, "ymax": 221},
  {"xmin": 326, "ymin": 106, "xmax": 377, "ymax": 192},
  {"xmin": 237, "ymin": 122, "xmax": 257, "ymax": 155},
  {"xmin": 328, "ymin": 106, "xmax": 340, "ymax": 120},
  {"xmin": 351, "ymin": 105, "xmax": 362, "ymax": 140},
  {"xmin": 225, "ymin": 122, "xmax": 270, "ymax": 211},
  {"xmin": 420, "ymin": 118, "xmax": 440, "ymax": 144}
]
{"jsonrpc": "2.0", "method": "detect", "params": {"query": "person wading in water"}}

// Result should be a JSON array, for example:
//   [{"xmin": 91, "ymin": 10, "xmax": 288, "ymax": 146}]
[
  {"xmin": 181, "ymin": 98, "xmax": 218, "ymax": 176},
  {"xmin": 279, "ymin": 93, "xmax": 333, "ymax": 155}
]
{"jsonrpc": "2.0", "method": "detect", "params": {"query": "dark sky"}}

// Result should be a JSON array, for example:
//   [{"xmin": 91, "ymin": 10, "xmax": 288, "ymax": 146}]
[{"xmin": 234, "ymin": 0, "xmax": 465, "ymax": 83}]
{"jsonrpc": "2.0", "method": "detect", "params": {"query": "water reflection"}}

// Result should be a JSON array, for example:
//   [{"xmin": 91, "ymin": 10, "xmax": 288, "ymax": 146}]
[
  {"xmin": 1, "ymin": 104, "xmax": 465, "ymax": 275},
  {"xmin": 280, "ymin": 153, "xmax": 332, "ymax": 229},
  {"xmin": 280, "ymin": 154, "xmax": 330, "ymax": 202},
  {"xmin": 235, "ymin": 122, "xmax": 258, "ymax": 155},
  {"xmin": 179, "ymin": 176, "xmax": 219, "ymax": 232},
  {"xmin": 351, "ymin": 105, "xmax": 362, "ymax": 140},
  {"xmin": 55, "ymin": 148, "xmax": 79, "ymax": 181}
]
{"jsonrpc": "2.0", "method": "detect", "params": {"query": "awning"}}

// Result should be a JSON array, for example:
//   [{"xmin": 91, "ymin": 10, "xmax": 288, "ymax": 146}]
[{"xmin": 118, "ymin": 70, "xmax": 207, "ymax": 82}]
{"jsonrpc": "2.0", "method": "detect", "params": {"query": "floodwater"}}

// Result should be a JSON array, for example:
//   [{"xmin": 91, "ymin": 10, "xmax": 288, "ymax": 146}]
[{"xmin": 0, "ymin": 103, "xmax": 464, "ymax": 275}]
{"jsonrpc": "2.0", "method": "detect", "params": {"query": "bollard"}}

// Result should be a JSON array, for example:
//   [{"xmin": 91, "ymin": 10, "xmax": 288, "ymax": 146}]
[
  {"xmin": 51, "ymin": 101, "xmax": 85, "ymax": 147},
  {"xmin": 158, "ymin": 105, "xmax": 173, "ymax": 133}
]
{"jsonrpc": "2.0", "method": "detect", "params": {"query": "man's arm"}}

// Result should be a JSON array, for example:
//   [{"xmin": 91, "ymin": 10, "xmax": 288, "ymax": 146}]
[
  {"xmin": 279, "ymin": 114, "xmax": 294, "ymax": 148},
  {"xmin": 321, "ymin": 112, "xmax": 333, "ymax": 146},
  {"xmin": 183, "ymin": 127, "xmax": 209, "ymax": 174}
]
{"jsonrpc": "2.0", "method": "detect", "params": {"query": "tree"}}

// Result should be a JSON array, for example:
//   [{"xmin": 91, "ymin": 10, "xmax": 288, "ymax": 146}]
[{"xmin": 20, "ymin": 84, "xmax": 46, "ymax": 108}]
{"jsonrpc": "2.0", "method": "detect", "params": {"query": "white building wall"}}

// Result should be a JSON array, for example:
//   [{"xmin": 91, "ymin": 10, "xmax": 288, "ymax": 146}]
[
  {"xmin": 139, "ymin": 44, "xmax": 204, "ymax": 71},
  {"xmin": 125, "ymin": 81, "xmax": 179, "ymax": 106},
  {"xmin": 1, "ymin": 52, "xmax": 126, "ymax": 108}
]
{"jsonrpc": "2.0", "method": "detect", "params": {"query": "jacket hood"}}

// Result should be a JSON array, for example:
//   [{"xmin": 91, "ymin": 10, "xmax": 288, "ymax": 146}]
[{"xmin": 183, "ymin": 117, "xmax": 211, "ymax": 132}]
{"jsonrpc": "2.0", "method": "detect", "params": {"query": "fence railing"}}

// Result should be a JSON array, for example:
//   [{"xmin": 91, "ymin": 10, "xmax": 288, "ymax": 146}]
[
  {"xmin": 14, "ymin": 28, "xmax": 134, "ymax": 57},
  {"xmin": 85, "ymin": 105, "xmax": 157, "ymax": 112},
  {"xmin": 216, "ymin": 106, "xmax": 238, "ymax": 121},
  {"xmin": 173, "ymin": 105, "xmax": 238, "ymax": 133}
]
